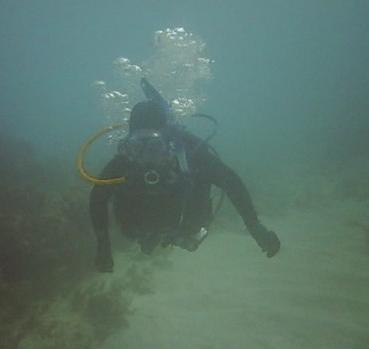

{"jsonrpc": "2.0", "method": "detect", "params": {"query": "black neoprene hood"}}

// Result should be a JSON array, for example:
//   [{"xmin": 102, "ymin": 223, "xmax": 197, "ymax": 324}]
[{"xmin": 129, "ymin": 100, "xmax": 167, "ymax": 133}]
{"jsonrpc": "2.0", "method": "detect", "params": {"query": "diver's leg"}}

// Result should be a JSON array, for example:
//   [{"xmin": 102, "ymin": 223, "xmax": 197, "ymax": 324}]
[
  {"xmin": 174, "ymin": 227, "xmax": 208, "ymax": 252},
  {"xmin": 139, "ymin": 232, "xmax": 161, "ymax": 255}
]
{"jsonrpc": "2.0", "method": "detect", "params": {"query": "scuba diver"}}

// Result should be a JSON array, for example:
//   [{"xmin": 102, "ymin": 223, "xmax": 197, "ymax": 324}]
[{"xmin": 88, "ymin": 78, "xmax": 280, "ymax": 272}]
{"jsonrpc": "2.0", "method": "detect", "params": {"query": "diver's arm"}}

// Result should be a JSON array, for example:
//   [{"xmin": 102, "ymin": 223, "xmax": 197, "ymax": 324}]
[
  {"xmin": 199, "ymin": 150, "xmax": 280, "ymax": 257},
  {"xmin": 89, "ymin": 156, "xmax": 123, "ymax": 272},
  {"xmin": 203, "ymin": 154, "xmax": 259, "ymax": 230},
  {"xmin": 182, "ymin": 130, "xmax": 258, "ymax": 226}
]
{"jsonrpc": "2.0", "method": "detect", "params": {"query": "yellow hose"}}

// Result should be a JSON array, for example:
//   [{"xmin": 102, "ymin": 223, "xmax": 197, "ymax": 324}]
[{"xmin": 77, "ymin": 124, "xmax": 127, "ymax": 185}]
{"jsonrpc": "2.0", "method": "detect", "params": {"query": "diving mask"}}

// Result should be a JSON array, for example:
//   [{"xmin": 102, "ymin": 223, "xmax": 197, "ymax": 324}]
[{"xmin": 118, "ymin": 129, "xmax": 173, "ymax": 168}]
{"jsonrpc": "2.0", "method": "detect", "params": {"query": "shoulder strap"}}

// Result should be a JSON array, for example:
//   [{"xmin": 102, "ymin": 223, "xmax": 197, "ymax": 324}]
[{"xmin": 174, "ymin": 139, "xmax": 190, "ymax": 176}]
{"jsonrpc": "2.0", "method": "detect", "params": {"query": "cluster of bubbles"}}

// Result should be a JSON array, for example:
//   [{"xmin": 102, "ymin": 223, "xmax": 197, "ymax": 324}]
[
  {"xmin": 92, "ymin": 80, "xmax": 132, "ymax": 141},
  {"xmin": 93, "ymin": 27, "xmax": 214, "ymax": 142},
  {"xmin": 146, "ymin": 27, "xmax": 213, "ymax": 117}
]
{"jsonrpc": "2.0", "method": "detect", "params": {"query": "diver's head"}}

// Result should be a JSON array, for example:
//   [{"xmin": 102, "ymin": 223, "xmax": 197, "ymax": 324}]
[
  {"xmin": 129, "ymin": 100, "xmax": 167, "ymax": 134},
  {"xmin": 119, "ymin": 101, "xmax": 173, "ymax": 173}
]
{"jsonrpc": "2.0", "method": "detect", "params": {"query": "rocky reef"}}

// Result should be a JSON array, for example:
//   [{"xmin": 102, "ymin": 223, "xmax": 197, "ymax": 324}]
[{"xmin": 0, "ymin": 131, "xmax": 164, "ymax": 348}]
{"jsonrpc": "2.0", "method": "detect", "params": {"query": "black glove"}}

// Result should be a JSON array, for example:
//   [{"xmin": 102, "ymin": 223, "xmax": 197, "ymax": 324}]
[
  {"xmin": 95, "ymin": 240, "xmax": 113, "ymax": 272},
  {"xmin": 249, "ymin": 222, "xmax": 280, "ymax": 258}
]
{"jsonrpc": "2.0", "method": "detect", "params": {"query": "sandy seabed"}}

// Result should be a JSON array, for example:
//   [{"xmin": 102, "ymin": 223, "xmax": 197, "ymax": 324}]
[
  {"xmin": 101, "ymin": 199, "xmax": 369, "ymax": 349},
  {"xmin": 16, "ymin": 173, "xmax": 369, "ymax": 349}
]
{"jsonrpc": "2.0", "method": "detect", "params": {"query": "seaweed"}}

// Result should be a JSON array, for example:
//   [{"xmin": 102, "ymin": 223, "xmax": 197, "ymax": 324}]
[
  {"xmin": 17, "ymin": 277, "xmax": 132, "ymax": 349},
  {"xmin": 0, "ymin": 130, "xmax": 171, "ymax": 348},
  {"xmin": 0, "ymin": 131, "xmax": 94, "ymax": 347}
]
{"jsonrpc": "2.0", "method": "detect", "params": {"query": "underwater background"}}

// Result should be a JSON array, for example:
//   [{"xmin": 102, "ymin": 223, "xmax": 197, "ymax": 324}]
[{"xmin": 1, "ymin": 1, "xmax": 368, "ymax": 348}]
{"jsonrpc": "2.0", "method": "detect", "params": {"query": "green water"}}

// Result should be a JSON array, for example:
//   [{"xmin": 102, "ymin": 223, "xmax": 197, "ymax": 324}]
[{"xmin": 1, "ymin": 1, "xmax": 368, "ymax": 348}]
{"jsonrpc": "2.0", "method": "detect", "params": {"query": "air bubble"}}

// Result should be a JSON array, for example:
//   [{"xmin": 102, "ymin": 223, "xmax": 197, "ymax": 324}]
[{"xmin": 94, "ymin": 27, "xmax": 214, "ymax": 143}]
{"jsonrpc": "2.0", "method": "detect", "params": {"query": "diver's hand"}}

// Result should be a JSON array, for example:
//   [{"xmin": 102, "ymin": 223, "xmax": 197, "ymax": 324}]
[
  {"xmin": 95, "ymin": 241, "xmax": 113, "ymax": 272},
  {"xmin": 249, "ymin": 222, "xmax": 280, "ymax": 258}
]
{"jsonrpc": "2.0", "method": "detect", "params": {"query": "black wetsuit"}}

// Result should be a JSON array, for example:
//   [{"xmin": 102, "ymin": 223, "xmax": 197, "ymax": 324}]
[{"xmin": 90, "ymin": 128, "xmax": 259, "ymax": 253}]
